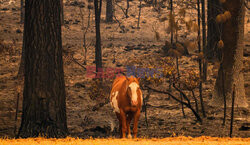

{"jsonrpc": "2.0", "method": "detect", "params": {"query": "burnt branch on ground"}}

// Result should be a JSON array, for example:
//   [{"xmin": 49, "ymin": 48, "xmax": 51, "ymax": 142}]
[{"xmin": 145, "ymin": 84, "xmax": 202, "ymax": 123}]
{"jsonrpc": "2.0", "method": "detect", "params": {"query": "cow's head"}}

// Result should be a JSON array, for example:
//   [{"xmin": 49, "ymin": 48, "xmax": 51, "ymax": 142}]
[{"xmin": 126, "ymin": 76, "xmax": 141, "ymax": 107}]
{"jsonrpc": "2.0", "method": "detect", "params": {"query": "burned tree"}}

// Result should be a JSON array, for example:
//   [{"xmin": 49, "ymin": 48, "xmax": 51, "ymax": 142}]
[
  {"xmin": 212, "ymin": 0, "xmax": 248, "ymax": 108},
  {"xmin": 94, "ymin": 0, "xmax": 103, "ymax": 77},
  {"xmin": 18, "ymin": 0, "xmax": 68, "ymax": 138},
  {"xmin": 106, "ymin": 0, "xmax": 113, "ymax": 22}
]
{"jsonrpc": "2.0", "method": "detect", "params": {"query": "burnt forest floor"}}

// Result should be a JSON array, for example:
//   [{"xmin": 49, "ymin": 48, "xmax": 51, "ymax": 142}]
[{"xmin": 0, "ymin": 0, "xmax": 249, "ymax": 138}]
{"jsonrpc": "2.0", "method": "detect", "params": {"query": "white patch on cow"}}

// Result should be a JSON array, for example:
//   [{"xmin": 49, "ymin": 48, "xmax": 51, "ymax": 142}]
[
  {"xmin": 111, "ymin": 91, "xmax": 120, "ymax": 113},
  {"xmin": 129, "ymin": 82, "xmax": 139, "ymax": 103},
  {"xmin": 127, "ymin": 134, "xmax": 132, "ymax": 139}
]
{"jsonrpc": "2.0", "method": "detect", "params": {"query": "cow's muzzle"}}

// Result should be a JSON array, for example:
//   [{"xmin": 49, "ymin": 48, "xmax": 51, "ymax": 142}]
[{"xmin": 131, "ymin": 100, "xmax": 138, "ymax": 106}]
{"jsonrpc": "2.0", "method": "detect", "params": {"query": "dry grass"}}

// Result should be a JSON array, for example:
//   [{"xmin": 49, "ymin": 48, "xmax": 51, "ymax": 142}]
[{"xmin": 0, "ymin": 136, "xmax": 249, "ymax": 145}]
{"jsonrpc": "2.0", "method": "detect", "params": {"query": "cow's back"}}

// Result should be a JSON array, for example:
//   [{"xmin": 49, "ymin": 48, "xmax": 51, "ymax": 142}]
[{"xmin": 111, "ymin": 76, "xmax": 127, "ymax": 91}]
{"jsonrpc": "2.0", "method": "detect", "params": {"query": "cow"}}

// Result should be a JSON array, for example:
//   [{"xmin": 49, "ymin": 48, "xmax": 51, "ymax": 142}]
[{"xmin": 110, "ymin": 75, "xmax": 143, "ymax": 138}]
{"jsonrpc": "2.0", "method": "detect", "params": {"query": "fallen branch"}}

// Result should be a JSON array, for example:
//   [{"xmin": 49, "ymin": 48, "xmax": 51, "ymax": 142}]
[{"xmin": 145, "ymin": 85, "xmax": 202, "ymax": 123}]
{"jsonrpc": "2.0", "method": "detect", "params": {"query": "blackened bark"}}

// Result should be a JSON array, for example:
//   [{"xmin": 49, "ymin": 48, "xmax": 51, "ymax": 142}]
[
  {"xmin": 137, "ymin": 0, "xmax": 142, "ymax": 28},
  {"xmin": 170, "ymin": 0, "xmax": 173, "ymax": 44},
  {"xmin": 212, "ymin": 0, "xmax": 247, "ymax": 107},
  {"xmin": 18, "ymin": 0, "xmax": 68, "ymax": 138},
  {"xmin": 20, "ymin": 0, "xmax": 24, "ymax": 23},
  {"xmin": 125, "ymin": 0, "xmax": 129, "ymax": 18},
  {"xmin": 230, "ymin": 85, "xmax": 235, "ymax": 137},
  {"xmin": 61, "ymin": 0, "xmax": 64, "ymax": 25},
  {"xmin": 201, "ymin": 0, "xmax": 207, "ymax": 81},
  {"xmin": 94, "ymin": 0, "xmax": 103, "ymax": 75},
  {"xmin": 197, "ymin": 0, "xmax": 206, "ymax": 117},
  {"xmin": 207, "ymin": 0, "xmax": 220, "ymax": 59},
  {"xmin": 106, "ymin": 0, "xmax": 113, "ymax": 22}
]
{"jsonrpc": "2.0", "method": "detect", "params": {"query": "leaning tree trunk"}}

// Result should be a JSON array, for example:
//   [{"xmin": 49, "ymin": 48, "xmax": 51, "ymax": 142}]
[
  {"xmin": 18, "ymin": 0, "xmax": 68, "ymax": 138},
  {"xmin": 94, "ymin": 0, "xmax": 103, "ymax": 77},
  {"xmin": 106, "ymin": 0, "xmax": 113, "ymax": 22},
  {"xmin": 211, "ymin": 0, "xmax": 248, "ymax": 108}
]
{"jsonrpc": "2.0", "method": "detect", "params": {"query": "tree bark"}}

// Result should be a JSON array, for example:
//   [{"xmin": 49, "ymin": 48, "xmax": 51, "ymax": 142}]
[
  {"xmin": 106, "ymin": 0, "xmax": 113, "ymax": 22},
  {"xmin": 170, "ymin": 0, "xmax": 173, "ymax": 44},
  {"xmin": 125, "ymin": 0, "xmax": 129, "ymax": 18},
  {"xmin": 60, "ymin": 0, "xmax": 64, "ymax": 25},
  {"xmin": 94, "ymin": 0, "xmax": 103, "ymax": 76},
  {"xmin": 18, "ymin": 0, "xmax": 68, "ymax": 138},
  {"xmin": 137, "ymin": 0, "xmax": 142, "ymax": 28},
  {"xmin": 207, "ymin": 0, "xmax": 221, "ymax": 60},
  {"xmin": 211, "ymin": 0, "xmax": 248, "ymax": 108},
  {"xmin": 197, "ymin": 0, "xmax": 206, "ymax": 117},
  {"xmin": 20, "ymin": 0, "xmax": 24, "ymax": 23},
  {"xmin": 201, "ymin": 0, "xmax": 207, "ymax": 81}
]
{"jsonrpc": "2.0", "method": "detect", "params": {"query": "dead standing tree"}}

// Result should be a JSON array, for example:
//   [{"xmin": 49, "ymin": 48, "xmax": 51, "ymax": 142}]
[
  {"xmin": 106, "ymin": 0, "xmax": 113, "ymax": 22},
  {"xmin": 94, "ymin": 0, "xmax": 103, "ymax": 79},
  {"xmin": 197, "ymin": 0, "xmax": 206, "ymax": 118},
  {"xmin": 20, "ymin": 0, "xmax": 24, "ymax": 23},
  {"xmin": 201, "ymin": 0, "xmax": 207, "ymax": 81},
  {"xmin": 211, "ymin": 0, "xmax": 248, "ymax": 108},
  {"xmin": 137, "ymin": 0, "xmax": 142, "ymax": 28}
]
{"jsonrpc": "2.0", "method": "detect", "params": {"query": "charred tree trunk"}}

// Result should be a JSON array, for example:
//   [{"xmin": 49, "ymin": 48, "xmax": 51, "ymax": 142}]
[
  {"xmin": 211, "ymin": 0, "xmax": 248, "ymax": 108},
  {"xmin": 125, "ymin": 0, "xmax": 129, "ymax": 18},
  {"xmin": 94, "ymin": 0, "xmax": 103, "ymax": 77},
  {"xmin": 230, "ymin": 85, "xmax": 235, "ymax": 137},
  {"xmin": 20, "ymin": 0, "xmax": 24, "ymax": 23},
  {"xmin": 170, "ymin": 0, "xmax": 173, "ymax": 44},
  {"xmin": 60, "ymin": 0, "xmax": 64, "ymax": 25},
  {"xmin": 18, "ymin": 0, "xmax": 68, "ymax": 138},
  {"xmin": 106, "ymin": 0, "xmax": 113, "ymax": 22},
  {"xmin": 207, "ymin": 0, "xmax": 220, "ymax": 60},
  {"xmin": 197, "ymin": 0, "xmax": 206, "ymax": 117},
  {"xmin": 137, "ymin": 0, "xmax": 142, "ymax": 28},
  {"xmin": 201, "ymin": 0, "xmax": 207, "ymax": 81}
]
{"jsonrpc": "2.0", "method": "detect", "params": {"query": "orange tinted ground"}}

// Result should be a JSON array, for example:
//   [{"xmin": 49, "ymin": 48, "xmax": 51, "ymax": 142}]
[{"xmin": 0, "ymin": 136, "xmax": 249, "ymax": 145}]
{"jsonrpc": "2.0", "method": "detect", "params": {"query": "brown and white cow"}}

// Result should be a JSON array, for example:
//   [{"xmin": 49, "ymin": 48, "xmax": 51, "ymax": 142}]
[{"xmin": 110, "ymin": 75, "xmax": 143, "ymax": 138}]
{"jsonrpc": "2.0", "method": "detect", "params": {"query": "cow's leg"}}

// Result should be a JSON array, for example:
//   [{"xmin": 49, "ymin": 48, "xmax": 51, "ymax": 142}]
[
  {"xmin": 132, "ymin": 109, "xmax": 141, "ymax": 138},
  {"xmin": 119, "ymin": 109, "xmax": 127, "ymax": 138},
  {"xmin": 126, "ymin": 112, "xmax": 133, "ymax": 139},
  {"xmin": 115, "ymin": 112, "xmax": 122, "ymax": 138}
]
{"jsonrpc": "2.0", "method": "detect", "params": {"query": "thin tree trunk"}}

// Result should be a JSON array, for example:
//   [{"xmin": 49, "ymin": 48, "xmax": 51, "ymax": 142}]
[
  {"xmin": 201, "ymin": 0, "xmax": 207, "ymax": 81},
  {"xmin": 229, "ymin": 84, "xmax": 235, "ymax": 137},
  {"xmin": 191, "ymin": 90, "xmax": 199, "ymax": 114},
  {"xmin": 18, "ymin": 0, "xmax": 68, "ymax": 138},
  {"xmin": 207, "ymin": 0, "xmax": 220, "ymax": 59},
  {"xmin": 61, "ymin": 0, "xmax": 64, "ymax": 25},
  {"xmin": 14, "ymin": 92, "xmax": 20, "ymax": 136},
  {"xmin": 197, "ymin": 0, "xmax": 206, "ymax": 117},
  {"xmin": 94, "ymin": 0, "xmax": 103, "ymax": 78},
  {"xmin": 221, "ymin": 64, "xmax": 226, "ymax": 126},
  {"xmin": 20, "ymin": 0, "xmax": 24, "ymax": 23},
  {"xmin": 137, "ymin": 0, "xmax": 142, "ymax": 28},
  {"xmin": 106, "ymin": 0, "xmax": 113, "ymax": 22},
  {"xmin": 170, "ymin": 0, "xmax": 173, "ymax": 44},
  {"xmin": 125, "ymin": 0, "xmax": 129, "ymax": 18},
  {"xmin": 84, "ymin": 9, "xmax": 91, "ymax": 65},
  {"xmin": 176, "ymin": 30, "xmax": 185, "ymax": 118}
]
